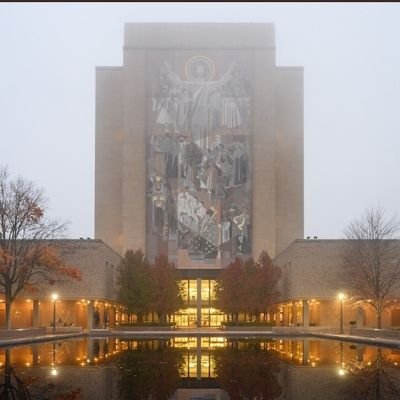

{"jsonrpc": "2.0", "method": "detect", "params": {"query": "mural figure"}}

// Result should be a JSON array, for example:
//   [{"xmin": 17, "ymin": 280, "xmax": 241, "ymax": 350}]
[
  {"xmin": 233, "ymin": 208, "xmax": 251, "ymax": 255},
  {"xmin": 147, "ymin": 57, "xmax": 252, "ymax": 265}
]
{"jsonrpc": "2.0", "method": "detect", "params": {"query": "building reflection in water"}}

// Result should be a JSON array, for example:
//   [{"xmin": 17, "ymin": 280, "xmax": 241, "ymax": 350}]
[{"xmin": 1, "ymin": 338, "xmax": 400, "ymax": 399}]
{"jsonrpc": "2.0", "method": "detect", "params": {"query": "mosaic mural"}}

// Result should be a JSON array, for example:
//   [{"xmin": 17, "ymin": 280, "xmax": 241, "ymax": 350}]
[{"xmin": 147, "ymin": 56, "xmax": 252, "ymax": 267}]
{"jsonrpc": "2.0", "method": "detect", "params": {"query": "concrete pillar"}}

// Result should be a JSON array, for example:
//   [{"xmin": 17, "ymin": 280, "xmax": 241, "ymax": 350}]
[
  {"xmin": 197, "ymin": 278, "xmax": 202, "ymax": 328},
  {"xmin": 122, "ymin": 50, "xmax": 146, "ymax": 253},
  {"xmin": 87, "ymin": 302, "xmax": 94, "ymax": 331},
  {"xmin": 292, "ymin": 303, "xmax": 297, "ymax": 326},
  {"xmin": 32, "ymin": 300, "xmax": 40, "ymax": 328},
  {"xmin": 115, "ymin": 308, "xmax": 120, "ymax": 325},
  {"xmin": 283, "ymin": 305, "xmax": 289, "ymax": 326},
  {"xmin": 356, "ymin": 306, "xmax": 364, "ymax": 328},
  {"xmin": 73, "ymin": 301, "xmax": 78, "ymax": 326},
  {"xmin": 303, "ymin": 300, "xmax": 309, "ymax": 327},
  {"xmin": 286, "ymin": 305, "xmax": 290, "ymax": 326}
]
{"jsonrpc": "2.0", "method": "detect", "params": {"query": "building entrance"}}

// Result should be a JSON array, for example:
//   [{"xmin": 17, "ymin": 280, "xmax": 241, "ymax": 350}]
[
  {"xmin": 175, "ymin": 279, "xmax": 225, "ymax": 328},
  {"xmin": 174, "ymin": 308, "xmax": 198, "ymax": 328}
]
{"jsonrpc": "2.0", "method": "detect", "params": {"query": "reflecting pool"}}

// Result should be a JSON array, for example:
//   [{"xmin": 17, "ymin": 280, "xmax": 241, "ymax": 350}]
[{"xmin": 1, "ymin": 337, "xmax": 400, "ymax": 399}]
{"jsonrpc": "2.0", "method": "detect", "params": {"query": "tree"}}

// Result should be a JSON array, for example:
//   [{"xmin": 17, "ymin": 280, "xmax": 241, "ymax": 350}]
[
  {"xmin": 117, "ymin": 249, "xmax": 153, "ymax": 323},
  {"xmin": 246, "ymin": 251, "xmax": 282, "ymax": 321},
  {"xmin": 342, "ymin": 207, "xmax": 400, "ymax": 329},
  {"xmin": 0, "ymin": 167, "xmax": 81, "ymax": 329},
  {"xmin": 118, "ymin": 250, "xmax": 185, "ymax": 324},
  {"xmin": 214, "ymin": 258, "xmax": 247, "ymax": 322},
  {"xmin": 215, "ymin": 251, "xmax": 282, "ymax": 322},
  {"xmin": 149, "ymin": 255, "xmax": 184, "ymax": 323}
]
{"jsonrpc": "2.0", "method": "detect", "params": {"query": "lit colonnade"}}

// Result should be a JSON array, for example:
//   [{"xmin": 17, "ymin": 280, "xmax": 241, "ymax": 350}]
[
  {"xmin": 272, "ymin": 239, "xmax": 400, "ymax": 330},
  {"xmin": 0, "ymin": 240, "xmax": 122, "ymax": 330},
  {"xmin": 0, "ymin": 297, "xmax": 125, "ymax": 331}
]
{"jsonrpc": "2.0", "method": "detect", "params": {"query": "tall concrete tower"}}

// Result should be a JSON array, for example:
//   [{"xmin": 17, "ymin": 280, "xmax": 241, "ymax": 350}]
[{"xmin": 95, "ymin": 23, "xmax": 303, "ymax": 263}]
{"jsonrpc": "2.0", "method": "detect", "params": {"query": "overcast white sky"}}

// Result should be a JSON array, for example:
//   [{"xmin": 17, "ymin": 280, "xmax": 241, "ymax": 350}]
[{"xmin": 1, "ymin": 3, "xmax": 400, "ymax": 240}]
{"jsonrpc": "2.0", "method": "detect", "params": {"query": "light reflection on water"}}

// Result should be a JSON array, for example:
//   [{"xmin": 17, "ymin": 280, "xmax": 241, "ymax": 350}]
[{"xmin": 1, "ymin": 337, "xmax": 400, "ymax": 399}]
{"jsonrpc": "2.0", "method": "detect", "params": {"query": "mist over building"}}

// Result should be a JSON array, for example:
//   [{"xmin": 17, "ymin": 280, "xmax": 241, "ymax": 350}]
[
  {"xmin": 5, "ymin": 22, "xmax": 396, "ymax": 333},
  {"xmin": 94, "ymin": 23, "xmax": 303, "ymax": 327},
  {"xmin": 95, "ymin": 23, "xmax": 303, "ymax": 263}
]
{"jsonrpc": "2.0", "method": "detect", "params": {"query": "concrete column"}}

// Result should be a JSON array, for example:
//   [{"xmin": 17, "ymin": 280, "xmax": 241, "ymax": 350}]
[
  {"xmin": 197, "ymin": 279, "xmax": 202, "ymax": 328},
  {"xmin": 87, "ymin": 302, "xmax": 94, "ymax": 331},
  {"xmin": 283, "ymin": 305, "xmax": 288, "ymax": 326},
  {"xmin": 32, "ymin": 300, "xmax": 40, "ymax": 328},
  {"xmin": 303, "ymin": 300, "xmax": 309, "ymax": 327},
  {"xmin": 356, "ymin": 306, "xmax": 364, "ymax": 328},
  {"xmin": 122, "ymin": 50, "xmax": 146, "ymax": 253},
  {"xmin": 73, "ymin": 301, "xmax": 78, "ymax": 326},
  {"xmin": 253, "ymin": 50, "xmax": 277, "ymax": 257},
  {"xmin": 292, "ymin": 303, "xmax": 297, "ymax": 326},
  {"xmin": 115, "ymin": 308, "xmax": 120, "ymax": 325}
]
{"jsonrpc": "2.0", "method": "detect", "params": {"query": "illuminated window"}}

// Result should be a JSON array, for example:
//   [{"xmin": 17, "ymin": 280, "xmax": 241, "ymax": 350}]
[
  {"xmin": 201, "ymin": 280, "xmax": 210, "ymax": 303},
  {"xmin": 189, "ymin": 280, "xmax": 197, "ymax": 304}
]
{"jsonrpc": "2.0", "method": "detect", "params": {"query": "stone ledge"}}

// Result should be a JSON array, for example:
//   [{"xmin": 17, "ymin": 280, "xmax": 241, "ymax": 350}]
[
  {"xmin": 222, "ymin": 326, "xmax": 273, "ymax": 332},
  {"xmin": 352, "ymin": 327, "xmax": 400, "ymax": 339},
  {"xmin": 0, "ymin": 328, "xmax": 46, "ymax": 339},
  {"xmin": 113, "ymin": 326, "xmax": 175, "ymax": 332},
  {"xmin": 45, "ymin": 326, "xmax": 83, "ymax": 334},
  {"xmin": 272, "ymin": 326, "xmax": 339, "ymax": 335}
]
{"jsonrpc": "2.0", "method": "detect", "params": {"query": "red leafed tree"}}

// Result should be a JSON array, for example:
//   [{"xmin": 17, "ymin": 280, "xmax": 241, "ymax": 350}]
[
  {"xmin": 0, "ymin": 167, "xmax": 81, "ymax": 329},
  {"xmin": 150, "ymin": 255, "xmax": 184, "ymax": 323},
  {"xmin": 215, "ymin": 251, "xmax": 282, "ymax": 322},
  {"xmin": 215, "ymin": 258, "xmax": 247, "ymax": 322},
  {"xmin": 250, "ymin": 251, "xmax": 282, "ymax": 321}
]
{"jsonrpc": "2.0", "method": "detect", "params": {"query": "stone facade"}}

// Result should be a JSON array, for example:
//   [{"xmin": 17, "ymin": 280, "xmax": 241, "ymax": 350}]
[
  {"xmin": 95, "ymin": 23, "xmax": 304, "ymax": 261},
  {"xmin": 0, "ymin": 240, "xmax": 122, "ymax": 329},
  {"xmin": 274, "ymin": 240, "xmax": 349, "ymax": 301},
  {"xmin": 273, "ymin": 239, "xmax": 400, "ymax": 329},
  {"xmin": 26, "ymin": 239, "xmax": 121, "ymax": 302}
]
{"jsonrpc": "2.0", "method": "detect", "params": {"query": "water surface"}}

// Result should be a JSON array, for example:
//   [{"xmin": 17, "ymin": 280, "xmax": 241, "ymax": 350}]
[{"xmin": 1, "ymin": 336, "xmax": 400, "ymax": 399}]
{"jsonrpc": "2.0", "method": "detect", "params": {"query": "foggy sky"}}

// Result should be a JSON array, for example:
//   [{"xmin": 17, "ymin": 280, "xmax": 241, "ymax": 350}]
[{"xmin": 1, "ymin": 3, "xmax": 400, "ymax": 242}]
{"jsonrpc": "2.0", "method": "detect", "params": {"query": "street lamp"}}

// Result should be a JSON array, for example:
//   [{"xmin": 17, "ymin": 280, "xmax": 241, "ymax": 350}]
[
  {"xmin": 51, "ymin": 293, "xmax": 58, "ymax": 334},
  {"xmin": 338, "ymin": 293, "xmax": 346, "ymax": 334}
]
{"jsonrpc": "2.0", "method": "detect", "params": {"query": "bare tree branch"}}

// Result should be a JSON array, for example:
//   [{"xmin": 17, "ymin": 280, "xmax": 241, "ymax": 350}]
[
  {"xmin": 0, "ymin": 166, "xmax": 80, "ymax": 329},
  {"xmin": 342, "ymin": 207, "xmax": 400, "ymax": 328}
]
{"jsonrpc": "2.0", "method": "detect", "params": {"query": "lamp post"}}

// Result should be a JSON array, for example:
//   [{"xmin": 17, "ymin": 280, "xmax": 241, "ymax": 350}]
[
  {"xmin": 338, "ymin": 293, "xmax": 345, "ymax": 334},
  {"xmin": 51, "ymin": 293, "xmax": 58, "ymax": 334}
]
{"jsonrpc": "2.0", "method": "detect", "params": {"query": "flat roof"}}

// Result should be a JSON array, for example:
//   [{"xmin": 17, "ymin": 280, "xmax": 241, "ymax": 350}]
[{"xmin": 124, "ymin": 23, "xmax": 275, "ymax": 50}]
